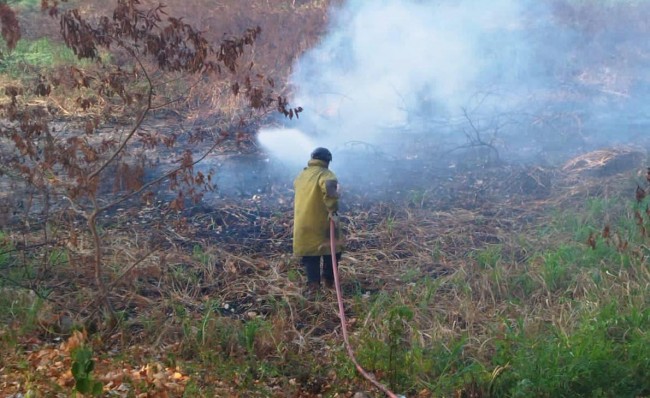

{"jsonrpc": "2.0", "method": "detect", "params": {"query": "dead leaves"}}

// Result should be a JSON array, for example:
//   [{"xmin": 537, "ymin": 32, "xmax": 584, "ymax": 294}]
[
  {"xmin": 0, "ymin": 3, "xmax": 21, "ymax": 51},
  {"xmin": 277, "ymin": 95, "xmax": 303, "ymax": 119},
  {"xmin": 110, "ymin": 363, "xmax": 190, "ymax": 397},
  {"xmin": 2, "ymin": 331, "xmax": 190, "ymax": 397}
]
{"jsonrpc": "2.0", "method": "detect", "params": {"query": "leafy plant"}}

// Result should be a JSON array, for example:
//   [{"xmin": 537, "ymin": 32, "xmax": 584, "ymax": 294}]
[{"xmin": 71, "ymin": 345, "xmax": 103, "ymax": 396}]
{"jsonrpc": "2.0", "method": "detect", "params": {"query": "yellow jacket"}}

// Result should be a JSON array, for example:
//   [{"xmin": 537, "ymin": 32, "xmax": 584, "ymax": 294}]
[{"xmin": 293, "ymin": 159, "xmax": 343, "ymax": 256}]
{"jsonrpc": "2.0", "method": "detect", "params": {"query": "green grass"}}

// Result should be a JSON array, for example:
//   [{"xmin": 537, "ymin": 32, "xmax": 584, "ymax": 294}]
[
  {"xmin": 192, "ymin": 244, "xmax": 211, "ymax": 265},
  {"xmin": 473, "ymin": 244, "xmax": 503, "ymax": 269},
  {"xmin": 0, "ymin": 232, "xmax": 44, "ymax": 343},
  {"xmin": 0, "ymin": 38, "xmax": 83, "ymax": 75},
  {"xmin": 340, "ymin": 193, "xmax": 650, "ymax": 396},
  {"xmin": 356, "ymin": 301, "xmax": 489, "ymax": 396},
  {"xmin": 490, "ymin": 302, "xmax": 650, "ymax": 397},
  {"xmin": 0, "ymin": 231, "xmax": 13, "ymax": 267},
  {"xmin": 350, "ymin": 275, "xmax": 650, "ymax": 397},
  {"xmin": 8, "ymin": 0, "xmax": 44, "ymax": 10}
]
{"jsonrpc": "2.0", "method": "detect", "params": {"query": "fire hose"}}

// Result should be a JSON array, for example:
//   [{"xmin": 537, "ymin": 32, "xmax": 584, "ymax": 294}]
[{"xmin": 329, "ymin": 218, "xmax": 405, "ymax": 398}]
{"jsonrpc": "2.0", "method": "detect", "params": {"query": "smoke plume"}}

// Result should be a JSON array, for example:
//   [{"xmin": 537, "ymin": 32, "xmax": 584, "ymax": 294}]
[{"xmin": 260, "ymin": 0, "xmax": 650, "ymax": 164}]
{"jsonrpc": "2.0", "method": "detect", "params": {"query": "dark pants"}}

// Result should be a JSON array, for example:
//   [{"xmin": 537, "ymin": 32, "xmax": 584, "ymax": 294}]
[{"xmin": 301, "ymin": 254, "xmax": 341, "ymax": 284}]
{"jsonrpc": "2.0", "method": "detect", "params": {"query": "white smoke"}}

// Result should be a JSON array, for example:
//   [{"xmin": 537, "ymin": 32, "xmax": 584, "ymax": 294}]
[
  {"xmin": 282, "ymin": 0, "xmax": 527, "ymax": 151},
  {"xmin": 258, "ymin": 0, "xmax": 650, "ymax": 168}
]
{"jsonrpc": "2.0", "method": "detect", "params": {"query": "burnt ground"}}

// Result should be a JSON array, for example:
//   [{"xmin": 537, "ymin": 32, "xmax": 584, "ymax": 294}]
[
  {"xmin": 1, "ymin": 135, "xmax": 648, "ymax": 304},
  {"xmin": 82, "ymin": 144, "xmax": 648, "ymax": 313},
  {"xmin": 1, "ymin": 139, "xmax": 649, "ymax": 397}
]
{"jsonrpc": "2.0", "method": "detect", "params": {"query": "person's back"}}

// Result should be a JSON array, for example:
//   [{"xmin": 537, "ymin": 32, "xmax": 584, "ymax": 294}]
[
  {"xmin": 293, "ymin": 147, "xmax": 343, "ymax": 294},
  {"xmin": 293, "ymin": 158, "xmax": 338, "ymax": 256}
]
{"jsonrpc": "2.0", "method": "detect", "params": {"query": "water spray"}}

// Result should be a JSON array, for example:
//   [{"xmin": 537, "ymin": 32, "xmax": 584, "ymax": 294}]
[{"xmin": 257, "ymin": 127, "xmax": 317, "ymax": 167}]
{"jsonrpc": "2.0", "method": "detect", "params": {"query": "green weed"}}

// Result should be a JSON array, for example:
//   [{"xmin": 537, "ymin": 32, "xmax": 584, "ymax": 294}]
[
  {"xmin": 0, "ymin": 231, "xmax": 13, "ymax": 267},
  {"xmin": 508, "ymin": 270, "xmax": 539, "ymax": 301},
  {"xmin": 386, "ymin": 305, "xmax": 414, "ymax": 391},
  {"xmin": 0, "ymin": 290, "xmax": 43, "ymax": 341},
  {"xmin": 241, "ymin": 320, "xmax": 259, "ymax": 357},
  {"xmin": 428, "ymin": 240, "xmax": 444, "ymax": 262},
  {"xmin": 286, "ymin": 268, "xmax": 300, "ymax": 282},
  {"xmin": 384, "ymin": 213, "xmax": 396, "ymax": 235},
  {"xmin": 400, "ymin": 266, "xmax": 421, "ymax": 283},
  {"xmin": 0, "ymin": 235, "xmax": 44, "ymax": 333},
  {"xmin": 415, "ymin": 277, "xmax": 444, "ymax": 309},
  {"xmin": 490, "ymin": 302, "xmax": 650, "ymax": 397},
  {"xmin": 420, "ymin": 338, "xmax": 488, "ymax": 396},
  {"xmin": 48, "ymin": 248, "xmax": 69, "ymax": 268}
]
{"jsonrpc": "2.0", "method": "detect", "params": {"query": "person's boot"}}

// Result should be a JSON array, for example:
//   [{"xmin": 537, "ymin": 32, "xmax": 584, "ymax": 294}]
[
  {"xmin": 303, "ymin": 281, "xmax": 321, "ymax": 299},
  {"xmin": 323, "ymin": 278, "xmax": 335, "ymax": 290}
]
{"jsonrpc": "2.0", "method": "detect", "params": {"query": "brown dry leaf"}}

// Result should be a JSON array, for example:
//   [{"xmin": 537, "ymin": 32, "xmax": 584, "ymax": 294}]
[
  {"xmin": 163, "ymin": 381, "xmax": 184, "ymax": 392},
  {"xmin": 226, "ymin": 259, "xmax": 237, "ymax": 273},
  {"xmin": 418, "ymin": 388, "xmax": 432, "ymax": 398},
  {"xmin": 100, "ymin": 369, "xmax": 125, "ymax": 383},
  {"xmin": 34, "ymin": 348, "xmax": 65, "ymax": 371},
  {"xmin": 60, "ymin": 330, "xmax": 86, "ymax": 353},
  {"xmin": 57, "ymin": 369, "xmax": 74, "ymax": 387},
  {"xmin": 20, "ymin": 336, "xmax": 42, "ymax": 345}
]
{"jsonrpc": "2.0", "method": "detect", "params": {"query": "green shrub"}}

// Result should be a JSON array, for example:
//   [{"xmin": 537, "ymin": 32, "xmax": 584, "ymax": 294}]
[{"xmin": 71, "ymin": 345, "xmax": 103, "ymax": 396}]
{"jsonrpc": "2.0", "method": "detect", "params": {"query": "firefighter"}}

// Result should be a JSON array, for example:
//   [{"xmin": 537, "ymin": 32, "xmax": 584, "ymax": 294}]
[{"xmin": 293, "ymin": 147, "xmax": 343, "ymax": 296}]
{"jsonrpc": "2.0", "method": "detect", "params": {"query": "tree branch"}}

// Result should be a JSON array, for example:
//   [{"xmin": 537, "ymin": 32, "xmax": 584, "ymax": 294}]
[
  {"xmin": 98, "ymin": 134, "xmax": 227, "ymax": 214},
  {"xmin": 88, "ymin": 55, "xmax": 154, "ymax": 182}
]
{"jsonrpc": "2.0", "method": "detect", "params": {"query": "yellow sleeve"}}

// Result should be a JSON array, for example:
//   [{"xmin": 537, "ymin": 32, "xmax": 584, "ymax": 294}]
[{"xmin": 319, "ymin": 175, "xmax": 339, "ymax": 212}]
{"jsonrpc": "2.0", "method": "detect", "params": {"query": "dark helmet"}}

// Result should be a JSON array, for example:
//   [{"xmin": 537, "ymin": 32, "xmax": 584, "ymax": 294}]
[{"xmin": 311, "ymin": 147, "xmax": 332, "ymax": 162}]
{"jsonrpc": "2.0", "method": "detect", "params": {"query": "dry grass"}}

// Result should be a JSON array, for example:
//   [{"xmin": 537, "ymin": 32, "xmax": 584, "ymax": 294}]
[{"xmin": 1, "ymin": 147, "xmax": 649, "ymax": 396}]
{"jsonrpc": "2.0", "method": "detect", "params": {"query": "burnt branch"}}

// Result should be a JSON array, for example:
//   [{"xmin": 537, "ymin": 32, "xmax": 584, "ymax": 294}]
[
  {"xmin": 445, "ymin": 107, "xmax": 501, "ymax": 165},
  {"xmin": 98, "ymin": 133, "xmax": 227, "ymax": 214}
]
